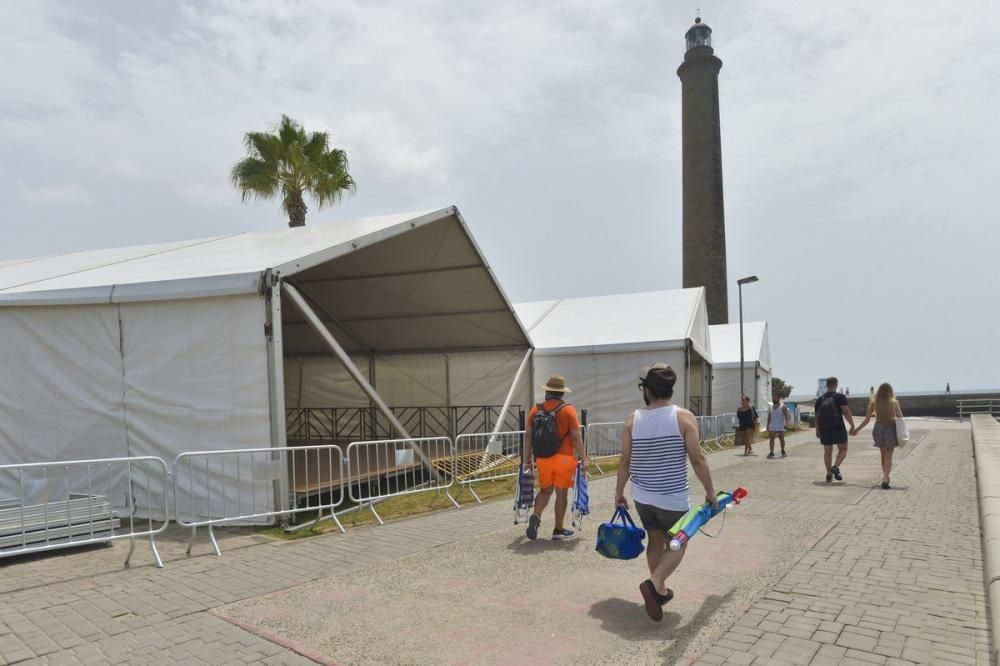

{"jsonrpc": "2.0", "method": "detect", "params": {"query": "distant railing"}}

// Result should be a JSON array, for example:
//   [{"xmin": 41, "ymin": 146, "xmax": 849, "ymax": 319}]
[
  {"xmin": 286, "ymin": 405, "xmax": 522, "ymax": 441},
  {"xmin": 958, "ymin": 399, "xmax": 1000, "ymax": 419}
]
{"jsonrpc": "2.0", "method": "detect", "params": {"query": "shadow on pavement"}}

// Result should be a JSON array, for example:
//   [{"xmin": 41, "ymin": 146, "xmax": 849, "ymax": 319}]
[
  {"xmin": 588, "ymin": 587, "xmax": 737, "ymax": 656},
  {"xmin": 505, "ymin": 535, "xmax": 586, "ymax": 555}
]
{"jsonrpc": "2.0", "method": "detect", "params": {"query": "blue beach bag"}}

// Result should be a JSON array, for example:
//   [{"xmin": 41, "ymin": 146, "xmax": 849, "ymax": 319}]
[{"xmin": 595, "ymin": 506, "xmax": 646, "ymax": 560}]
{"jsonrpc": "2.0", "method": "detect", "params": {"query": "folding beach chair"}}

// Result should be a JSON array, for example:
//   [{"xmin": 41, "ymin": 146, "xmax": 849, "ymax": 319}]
[
  {"xmin": 513, "ymin": 464, "xmax": 535, "ymax": 525},
  {"xmin": 571, "ymin": 461, "xmax": 589, "ymax": 529}
]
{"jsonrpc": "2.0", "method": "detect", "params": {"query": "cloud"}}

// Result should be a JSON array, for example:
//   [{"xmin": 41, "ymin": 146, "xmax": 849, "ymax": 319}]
[
  {"xmin": 0, "ymin": 0, "xmax": 997, "ymax": 391},
  {"xmin": 1, "ymin": 1, "xmax": 663, "ymax": 207},
  {"xmin": 16, "ymin": 182, "xmax": 93, "ymax": 207}
]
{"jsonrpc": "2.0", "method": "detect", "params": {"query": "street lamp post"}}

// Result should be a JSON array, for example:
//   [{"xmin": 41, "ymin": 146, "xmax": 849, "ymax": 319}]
[{"xmin": 737, "ymin": 275, "xmax": 759, "ymax": 403}]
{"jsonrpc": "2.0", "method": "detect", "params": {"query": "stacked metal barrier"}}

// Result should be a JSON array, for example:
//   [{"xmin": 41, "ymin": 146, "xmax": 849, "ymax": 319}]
[{"xmin": 0, "ymin": 456, "xmax": 170, "ymax": 567}]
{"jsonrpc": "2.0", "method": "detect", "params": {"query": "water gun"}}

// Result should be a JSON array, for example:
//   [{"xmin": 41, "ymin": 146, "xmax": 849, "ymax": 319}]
[{"xmin": 667, "ymin": 487, "xmax": 748, "ymax": 551}]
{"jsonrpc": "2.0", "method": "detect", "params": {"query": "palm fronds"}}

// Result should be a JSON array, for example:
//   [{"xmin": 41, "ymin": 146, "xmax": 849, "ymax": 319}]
[{"xmin": 231, "ymin": 115, "xmax": 355, "ymax": 226}]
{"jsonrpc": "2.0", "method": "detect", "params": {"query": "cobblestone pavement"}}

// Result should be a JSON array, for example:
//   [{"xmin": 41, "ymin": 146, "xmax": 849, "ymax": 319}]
[
  {"xmin": 0, "ymin": 420, "xmax": 988, "ymax": 664},
  {"xmin": 695, "ymin": 421, "xmax": 991, "ymax": 666}
]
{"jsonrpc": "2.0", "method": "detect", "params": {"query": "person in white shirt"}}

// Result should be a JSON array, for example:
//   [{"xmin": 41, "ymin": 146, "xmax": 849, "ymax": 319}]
[
  {"xmin": 766, "ymin": 394, "xmax": 790, "ymax": 458},
  {"xmin": 614, "ymin": 363, "xmax": 718, "ymax": 622}
]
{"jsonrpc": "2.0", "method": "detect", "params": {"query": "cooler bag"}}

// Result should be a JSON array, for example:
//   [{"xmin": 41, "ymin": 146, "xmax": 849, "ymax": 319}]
[{"xmin": 595, "ymin": 506, "xmax": 646, "ymax": 560}]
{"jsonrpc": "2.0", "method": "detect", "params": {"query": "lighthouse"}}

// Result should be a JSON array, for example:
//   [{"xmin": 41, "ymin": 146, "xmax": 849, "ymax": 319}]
[{"xmin": 678, "ymin": 17, "xmax": 729, "ymax": 325}]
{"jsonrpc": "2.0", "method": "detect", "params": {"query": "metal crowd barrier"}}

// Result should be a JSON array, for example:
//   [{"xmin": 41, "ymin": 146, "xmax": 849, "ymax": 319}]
[
  {"xmin": 453, "ymin": 431, "xmax": 523, "ymax": 502},
  {"xmin": 173, "ymin": 444, "xmax": 346, "ymax": 556},
  {"xmin": 697, "ymin": 416, "xmax": 721, "ymax": 451},
  {"xmin": 585, "ymin": 422, "xmax": 626, "ymax": 473},
  {"xmin": 346, "ymin": 437, "xmax": 457, "ymax": 524},
  {"xmin": 0, "ymin": 456, "xmax": 170, "ymax": 568}
]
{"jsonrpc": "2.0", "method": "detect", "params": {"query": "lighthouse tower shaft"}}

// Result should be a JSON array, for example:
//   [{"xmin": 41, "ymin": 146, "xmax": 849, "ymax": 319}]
[{"xmin": 677, "ymin": 19, "xmax": 729, "ymax": 325}]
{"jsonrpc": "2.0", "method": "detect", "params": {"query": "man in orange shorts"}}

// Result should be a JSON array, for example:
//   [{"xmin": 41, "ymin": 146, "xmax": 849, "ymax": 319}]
[{"xmin": 522, "ymin": 375, "xmax": 590, "ymax": 540}]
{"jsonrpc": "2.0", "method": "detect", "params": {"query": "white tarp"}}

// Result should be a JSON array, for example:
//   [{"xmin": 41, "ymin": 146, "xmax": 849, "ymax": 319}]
[
  {"xmin": 121, "ymin": 295, "xmax": 271, "ymax": 520},
  {"xmin": 0, "ymin": 304, "xmax": 129, "ymax": 503},
  {"xmin": 515, "ymin": 288, "xmax": 713, "ymax": 423},
  {"xmin": 0, "ymin": 296, "xmax": 270, "ymax": 519},
  {"xmin": 709, "ymin": 322, "xmax": 772, "ymax": 414}
]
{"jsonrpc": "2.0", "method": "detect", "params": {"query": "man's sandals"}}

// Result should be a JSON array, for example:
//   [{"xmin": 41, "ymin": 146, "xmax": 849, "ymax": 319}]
[{"xmin": 639, "ymin": 579, "xmax": 674, "ymax": 621}]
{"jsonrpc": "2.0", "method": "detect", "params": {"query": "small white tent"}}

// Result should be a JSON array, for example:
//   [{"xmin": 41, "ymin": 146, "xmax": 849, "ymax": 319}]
[
  {"xmin": 708, "ymin": 322, "xmax": 771, "ymax": 415},
  {"xmin": 0, "ymin": 206, "xmax": 531, "ymax": 519},
  {"xmin": 514, "ymin": 288, "xmax": 713, "ymax": 423}
]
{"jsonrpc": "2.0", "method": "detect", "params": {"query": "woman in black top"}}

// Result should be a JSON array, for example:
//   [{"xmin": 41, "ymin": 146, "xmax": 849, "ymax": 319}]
[{"xmin": 736, "ymin": 396, "xmax": 759, "ymax": 455}]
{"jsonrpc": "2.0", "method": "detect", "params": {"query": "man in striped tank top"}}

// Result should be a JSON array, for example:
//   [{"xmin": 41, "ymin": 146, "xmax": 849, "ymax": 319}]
[{"xmin": 614, "ymin": 363, "xmax": 718, "ymax": 622}]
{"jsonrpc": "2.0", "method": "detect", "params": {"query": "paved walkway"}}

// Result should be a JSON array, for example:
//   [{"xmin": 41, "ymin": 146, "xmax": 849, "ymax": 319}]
[{"xmin": 0, "ymin": 420, "xmax": 989, "ymax": 664}]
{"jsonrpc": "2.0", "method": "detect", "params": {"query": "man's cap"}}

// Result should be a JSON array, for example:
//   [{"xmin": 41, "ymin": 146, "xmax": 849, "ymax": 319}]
[
  {"xmin": 541, "ymin": 375, "xmax": 572, "ymax": 393},
  {"xmin": 639, "ymin": 363, "xmax": 677, "ymax": 391}
]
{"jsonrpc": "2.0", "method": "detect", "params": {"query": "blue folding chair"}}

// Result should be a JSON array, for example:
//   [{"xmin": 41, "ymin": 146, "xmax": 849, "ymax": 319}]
[
  {"xmin": 514, "ymin": 464, "xmax": 535, "ymax": 525},
  {"xmin": 571, "ymin": 461, "xmax": 589, "ymax": 529}
]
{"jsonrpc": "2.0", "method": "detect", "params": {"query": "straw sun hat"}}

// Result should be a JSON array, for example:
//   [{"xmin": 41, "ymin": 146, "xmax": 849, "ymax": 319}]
[{"xmin": 540, "ymin": 375, "xmax": 572, "ymax": 393}]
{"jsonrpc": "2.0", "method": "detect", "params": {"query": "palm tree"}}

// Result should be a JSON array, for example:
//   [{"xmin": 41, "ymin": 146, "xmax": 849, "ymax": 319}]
[{"xmin": 231, "ymin": 115, "xmax": 356, "ymax": 227}]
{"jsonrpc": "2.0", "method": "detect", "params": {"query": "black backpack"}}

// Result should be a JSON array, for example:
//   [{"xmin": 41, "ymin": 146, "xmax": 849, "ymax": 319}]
[
  {"xmin": 532, "ymin": 402, "xmax": 568, "ymax": 458},
  {"xmin": 816, "ymin": 393, "xmax": 842, "ymax": 430}
]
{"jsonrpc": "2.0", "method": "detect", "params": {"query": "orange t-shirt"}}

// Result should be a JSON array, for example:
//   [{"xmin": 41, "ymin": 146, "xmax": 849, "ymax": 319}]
[{"xmin": 527, "ymin": 399, "xmax": 580, "ymax": 457}]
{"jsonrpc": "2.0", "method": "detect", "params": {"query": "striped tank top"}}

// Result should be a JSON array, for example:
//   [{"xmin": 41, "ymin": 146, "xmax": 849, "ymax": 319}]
[{"xmin": 629, "ymin": 405, "xmax": 689, "ymax": 512}]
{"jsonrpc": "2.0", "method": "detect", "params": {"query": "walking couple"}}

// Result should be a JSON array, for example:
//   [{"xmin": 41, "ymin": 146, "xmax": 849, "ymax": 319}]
[{"xmin": 816, "ymin": 376, "xmax": 905, "ymax": 488}]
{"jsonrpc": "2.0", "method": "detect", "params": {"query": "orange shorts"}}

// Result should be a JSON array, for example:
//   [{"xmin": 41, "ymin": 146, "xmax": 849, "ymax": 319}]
[{"xmin": 535, "ymin": 453, "xmax": 577, "ymax": 489}]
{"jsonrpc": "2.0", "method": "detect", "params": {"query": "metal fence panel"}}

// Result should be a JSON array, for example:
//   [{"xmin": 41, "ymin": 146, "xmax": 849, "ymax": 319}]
[
  {"xmin": 453, "ymin": 431, "xmax": 523, "ymax": 502},
  {"xmin": 0, "ymin": 456, "xmax": 169, "ymax": 567},
  {"xmin": 173, "ymin": 444, "xmax": 346, "ymax": 555},
  {"xmin": 346, "ymin": 437, "xmax": 457, "ymax": 524}
]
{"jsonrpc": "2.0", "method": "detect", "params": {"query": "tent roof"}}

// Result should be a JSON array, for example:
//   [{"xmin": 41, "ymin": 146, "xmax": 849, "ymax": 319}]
[
  {"xmin": 0, "ymin": 208, "xmax": 457, "ymax": 304},
  {"xmin": 514, "ymin": 287, "xmax": 712, "ymax": 360},
  {"xmin": 709, "ymin": 322, "xmax": 770, "ymax": 370},
  {"xmin": 0, "ymin": 206, "xmax": 531, "ymax": 353}
]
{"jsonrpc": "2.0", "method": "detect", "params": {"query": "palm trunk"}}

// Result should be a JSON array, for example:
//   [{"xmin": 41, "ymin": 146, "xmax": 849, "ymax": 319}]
[{"xmin": 287, "ymin": 190, "xmax": 308, "ymax": 227}]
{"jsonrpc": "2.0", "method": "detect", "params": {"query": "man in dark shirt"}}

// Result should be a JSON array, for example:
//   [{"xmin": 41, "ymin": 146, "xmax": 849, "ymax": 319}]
[{"xmin": 815, "ymin": 377, "xmax": 856, "ymax": 482}]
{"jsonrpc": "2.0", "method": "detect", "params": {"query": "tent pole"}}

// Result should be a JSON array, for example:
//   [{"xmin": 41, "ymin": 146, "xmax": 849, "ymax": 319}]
[
  {"xmin": 265, "ymin": 278, "xmax": 290, "ymax": 525},
  {"xmin": 281, "ymin": 283, "xmax": 441, "ymax": 481},
  {"xmin": 485, "ymin": 348, "xmax": 533, "ymax": 454}
]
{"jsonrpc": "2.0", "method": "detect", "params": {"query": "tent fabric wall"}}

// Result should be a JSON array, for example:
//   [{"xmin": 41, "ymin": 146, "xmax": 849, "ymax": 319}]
[
  {"xmin": 284, "ymin": 356, "xmax": 371, "ymax": 408},
  {"xmin": 711, "ymin": 363, "xmax": 772, "ymax": 417},
  {"xmin": 709, "ymin": 321, "xmax": 772, "ymax": 415},
  {"xmin": 0, "ymin": 304, "xmax": 130, "ymax": 499},
  {"xmin": 0, "ymin": 295, "xmax": 272, "ymax": 521},
  {"xmin": 120, "ymin": 295, "xmax": 271, "ymax": 520},
  {"xmin": 531, "ymin": 349, "xmax": 688, "ymax": 425},
  {"xmin": 287, "ymin": 349, "xmax": 530, "ymax": 434}
]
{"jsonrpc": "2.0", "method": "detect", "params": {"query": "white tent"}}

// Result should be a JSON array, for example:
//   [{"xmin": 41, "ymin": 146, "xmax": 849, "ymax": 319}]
[
  {"xmin": 708, "ymin": 322, "xmax": 772, "ymax": 415},
  {"xmin": 514, "ymin": 288, "xmax": 713, "ymax": 424},
  {"xmin": 0, "ymin": 206, "xmax": 531, "ymax": 519}
]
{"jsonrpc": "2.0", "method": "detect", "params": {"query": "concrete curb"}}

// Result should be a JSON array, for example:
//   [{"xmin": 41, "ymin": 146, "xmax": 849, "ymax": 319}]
[{"xmin": 970, "ymin": 414, "xmax": 1000, "ymax": 664}]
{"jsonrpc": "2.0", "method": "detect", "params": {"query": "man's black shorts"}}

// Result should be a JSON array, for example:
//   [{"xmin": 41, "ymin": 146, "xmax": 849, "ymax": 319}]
[
  {"xmin": 634, "ymin": 501, "xmax": 687, "ymax": 535},
  {"xmin": 819, "ymin": 428, "xmax": 848, "ymax": 445}
]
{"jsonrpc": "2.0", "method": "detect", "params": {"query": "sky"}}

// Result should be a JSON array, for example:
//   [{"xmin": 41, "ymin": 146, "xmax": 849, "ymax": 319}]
[{"xmin": 1, "ymin": 0, "xmax": 997, "ymax": 394}]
